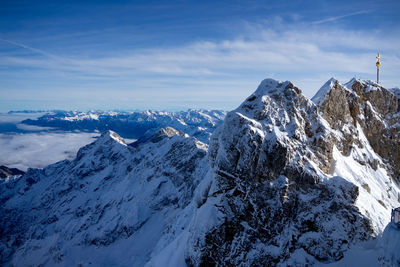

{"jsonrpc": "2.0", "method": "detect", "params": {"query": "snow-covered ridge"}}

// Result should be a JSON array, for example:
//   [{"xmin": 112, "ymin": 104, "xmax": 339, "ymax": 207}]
[
  {"xmin": 62, "ymin": 113, "xmax": 100, "ymax": 121},
  {"xmin": 0, "ymin": 129, "xmax": 209, "ymax": 266}
]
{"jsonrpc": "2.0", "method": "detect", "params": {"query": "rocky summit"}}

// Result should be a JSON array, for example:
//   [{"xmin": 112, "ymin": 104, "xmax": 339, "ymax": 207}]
[
  {"xmin": 314, "ymin": 78, "xmax": 399, "ymax": 181},
  {"xmin": 185, "ymin": 78, "xmax": 399, "ymax": 266},
  {"xmin": 0, "ymin": 78, "xmax": 399, "ymax": 266}
]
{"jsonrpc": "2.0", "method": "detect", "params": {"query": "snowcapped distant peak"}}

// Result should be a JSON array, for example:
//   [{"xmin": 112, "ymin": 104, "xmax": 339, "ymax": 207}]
[
  {"xmin": 158, "ymin": 126, "xmax": 184, "ymax": 138},
  {"xmin": 22, "ymin": 109, "xmax": 226, "ymax": 144},
  {"xmin": 131, "ymin": 126, "xmax": 196, "ymax": 148},
  {"xmin": 146, "ymin": 127, "xmax": 185, "ymax": 143},
  {"xmin": 73, "ymin": 130, "xmax": 130, "ymax": 165},
  {"xmin": 62, "ymin": 112, "xmax": 99, "ymax": 121},
  {"xmin": 98, "ymin": 130, "xmax": 127, "ymax": 146}
]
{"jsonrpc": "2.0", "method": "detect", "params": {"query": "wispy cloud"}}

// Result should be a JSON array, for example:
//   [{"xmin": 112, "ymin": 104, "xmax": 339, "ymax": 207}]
[
  {"xmin": 1, "ymin": 26, "xmax": 397, "ymax": 75},
  {"xmin": 0, "ymin": 20, "xmax": 399, "ymax": 105}
]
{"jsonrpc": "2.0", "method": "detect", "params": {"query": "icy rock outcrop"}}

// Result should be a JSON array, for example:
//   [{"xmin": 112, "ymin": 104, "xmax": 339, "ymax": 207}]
[
  {"xmin": 0, "ymin": 129, "xmax": 208, "ymax": 266},
  {"xmin": 186, "ymin": 79, "xmax": 379, "ymax": 266},
  {"xmin": 314, "ymin": 78, "xmax": 400, "ymax": 181}
]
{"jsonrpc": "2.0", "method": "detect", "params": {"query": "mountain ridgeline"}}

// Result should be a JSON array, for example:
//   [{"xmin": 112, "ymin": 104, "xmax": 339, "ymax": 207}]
[
  {"xmin": 21, "ymin": 109, "xmax": 226, "ymax": 144},
  {"xmin": 0, "ymin": 78, "xmax": 399, "ymax": 266}
]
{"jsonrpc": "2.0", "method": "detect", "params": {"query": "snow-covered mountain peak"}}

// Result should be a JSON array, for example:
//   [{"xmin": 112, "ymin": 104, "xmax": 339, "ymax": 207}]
[
  {"xmin": 223, "ymin": 78, "xmax": 332, "ymax": 175},
  {"xmin": 246, "ymin": 79, "xmax": 306, "ymax": 107},
  {"xmin": 253, "ymin": 78, "xmax": 294, "ymax": 94},
  {"xmin": 148, "ymin": 126, "xmax": 185, "ymax": 142},
  {"xmin": 185, "ymin": 77, "xmax": 400, "ymax": 266},
  {"xmin": 238, "ymin": 78, "xmax": 317, "ymax": 128},
  {"xmin": 132, "ymin": 126, "xmax": 195, "ymax": 148},
  {"xmin": 98, "ymin": 130, "xmax": 127, "ymax": 145},
  {"xmin": 73, "ymin": 130, "xmax": 130, "ymax": 170}
]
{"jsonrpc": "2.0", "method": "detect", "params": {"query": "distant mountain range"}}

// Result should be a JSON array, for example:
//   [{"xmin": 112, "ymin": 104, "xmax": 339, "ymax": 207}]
[{"xmin": 21, "ymin": 109, "xmax": 226, "ymax": 144}]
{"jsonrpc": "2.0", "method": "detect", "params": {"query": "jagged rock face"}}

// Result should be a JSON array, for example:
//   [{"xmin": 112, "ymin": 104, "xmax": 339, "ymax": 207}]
[
  {"xmin": 0, "ymin": 128, "xmax": 208, "ymax": 266},
  {"xmin": 316, "ymin": 78, "xmax": 400, "ymax": 181},
  {"xmin": 209, "ymin": 79, "xmax": 333, "ymax": 180},
  {"xmin": 187, "ymin": 79, "xmax": 374, "ymax": 266},
  {"xmin": 317, "ymin": 80, "xmax": 354, "ymax": 129},
  {"xmin": 313, "ymin": 79, "xmax": 358, "ymax": 155}
]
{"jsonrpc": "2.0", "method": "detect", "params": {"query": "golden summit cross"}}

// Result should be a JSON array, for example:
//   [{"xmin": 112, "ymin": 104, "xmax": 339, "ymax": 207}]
[{"xmin": 376, "ymin": 53, "xmax": 381, "ymax": 84}]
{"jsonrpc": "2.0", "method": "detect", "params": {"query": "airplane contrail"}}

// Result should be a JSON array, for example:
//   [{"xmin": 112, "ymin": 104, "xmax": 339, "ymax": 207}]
[
  {"xmin": 312, "ymin": 10, "xmax": 370, "ymax": 25},
  {"xmin": 0, "ymin": 38, "xmax": 57, "ymax": 58}
]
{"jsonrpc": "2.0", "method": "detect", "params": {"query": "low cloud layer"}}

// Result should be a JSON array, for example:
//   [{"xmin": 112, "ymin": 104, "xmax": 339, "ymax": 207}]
[
  {"xmin": 0, "ymin": 132, "xmax": 99, "ymax": 171},
  {"xmin": 0, "ymin": 112, "xmax": 47, "ymax": 123}
]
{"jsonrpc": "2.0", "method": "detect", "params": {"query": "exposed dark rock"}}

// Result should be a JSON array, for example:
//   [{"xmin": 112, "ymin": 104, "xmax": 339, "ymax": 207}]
[
  {"xmin": 317, "ymin": 79, "xmax": 400, "ymax": 181},
  {"xmin": 187, "ymin": 79, "xmax": 377, "ymax": 266},
  {"xmin": 0, "ymin": 166, "xmax": 25, "ymax": 179}
]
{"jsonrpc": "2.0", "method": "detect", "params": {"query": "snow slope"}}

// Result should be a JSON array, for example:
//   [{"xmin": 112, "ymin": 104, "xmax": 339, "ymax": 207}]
[{"xmin": 324, "ymin": 222, "xmax": 400, "ymax": 267}]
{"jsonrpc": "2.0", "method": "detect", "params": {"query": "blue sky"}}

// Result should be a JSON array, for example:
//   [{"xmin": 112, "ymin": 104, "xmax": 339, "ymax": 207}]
[{"xmin": 0, "ymin": 0, "xmax": 399, "ymax": 112}]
